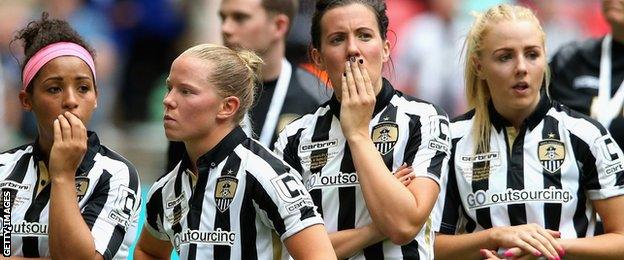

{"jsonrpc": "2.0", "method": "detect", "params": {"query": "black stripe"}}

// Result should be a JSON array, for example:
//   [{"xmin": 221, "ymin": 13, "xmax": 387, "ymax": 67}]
[
  {"xmin": 570, "ymin": 134, "xmax": 590, "ymax": 237},
  {"xmin": 440, "ymin": 139, "xmax": 461, "ymax": 234},
  {"xmin": 240, "ymin": 176, "xmax": 258, "ymax": 260},
  {"xmin": 400, "ymin": 240, "xmax": 420, "ymax": 260},
  {"xmin": 376, "ymin": 103, "xmax": 398, "ymax": 168},
  {"xmin": 337, "ymin": 143, "xmax": 356, "ymax": 232},
  {"xmin": 83, "ymin": 171, "xmax": 112, "ymax": 228},
  {"xmin": 308, "ymin": 111, "xmax": 334, "ymax": 218},
  {"xmin": 145, "ymin": 186, "xmax": 165, "ymax": 237},
  {"xmin": 404, "ymin": 114, "xmax": 422, "ymax": 165},
  {"xmin": 427, "ymin": 116, "xmax": 450, "ymax": 180},
  {"xmin": 247, "ymin": 173, "xmax": 286, "ymax": 236},
  {"xmin": 103, "ymin": 224, "xmax": 125, "ymax": 260},
  {"xmin": 363, "ymin": 241, "xmax": 383, "ymax": 259},
  {"xmin": 507, "ymin": 127, "xmax": 527, "ymax": 226},
  {"xmin": 187, "ymin": 160, "xmax": 210, "ymax": 260},
  {"xmin": 214, "ymin": 154, "xmax": 242, "ymax": 260},
  {"xmin": 472, "ymin": 147, "xmax": 492, "ymax": 229},
  {"xmin": 541, "ymin": 116, "xmax": 562, "ymax": 231},
  {"xmin": 22, "ymin": 184, "xmax": 50, "ymax": 257},
  {"xmin": 283, "ymin": 129, "xmax": 304, "ymax": 174}
]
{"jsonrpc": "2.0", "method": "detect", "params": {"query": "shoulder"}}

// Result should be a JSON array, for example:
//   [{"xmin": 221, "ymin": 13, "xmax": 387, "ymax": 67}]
[
  {"xmin": 0, "ymin": 144, "xmax": 34, "ymax": 170},
  {"xmin": 391, "ymin": 90, "xmax": 449, "ymax": 118},
  {"xmin": 94, "ymin": 145, "xmax": 140, "ymax": 185},
  {"xmin": 279, "ymin": 103, "xmax": 332, "ymax": 137},
  {"xmin": 238, "ymin": 139, "xmax": 291, "ymax": 178},
  {"xmin": 549, "ymin": 101, "xmax": 607, "ymax": 140},
  {"xmin": 450, "ymin": 110, "xmax": 476, "ymax": 139}
]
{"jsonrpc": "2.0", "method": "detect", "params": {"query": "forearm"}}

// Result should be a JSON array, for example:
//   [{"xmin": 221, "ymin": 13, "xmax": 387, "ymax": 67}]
[
  {"xmin": 49, "ymin": 177, "xmax": 97, "ymax": 260},
  {"xmin": 435, "ymin": 231, "xmax": 498, "ymax": 260},
  {"xmin": 347, "ymin": 136, "xmax": 421, "ymax": 240},
  {"xmin": 559, "ymin": 233, "xmax": 624, "ymax": 259},
  {"xmin": 329, "ymin": 224, "xmax": 385, "ymax": 259}
]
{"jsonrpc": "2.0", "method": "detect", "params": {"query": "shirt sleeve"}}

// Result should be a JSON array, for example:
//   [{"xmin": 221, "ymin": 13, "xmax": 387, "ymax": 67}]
[
  {"xmin": 143, "ymin": 181, "xmax": 170, "ymax": 241},
  {"xmin": 584, "ymin": 133, "xmax": 624, "ymax": 200},
  {"xmin": 433, "ymin": 149, "xmax": 466, "ymax": 234},
  {"xmin": 83, "ymin": 167, "xmax": 142, "ymax": 260},
  {"xmin": 250, "ymin": 169, "xmax": 324, "ymax": 241},
  {"xmin": 274, "ymin": 127, "xmax": 304, "ymax": 179},
  {"xmin": 410, "ymin": 109, "xmax": 451, "ymax": 185}
]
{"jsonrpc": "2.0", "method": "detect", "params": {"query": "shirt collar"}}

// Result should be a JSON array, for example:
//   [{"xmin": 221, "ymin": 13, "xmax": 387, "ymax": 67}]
[
  {"xmin": 328, "ymin": 78, "xmax": 395, "ymax": 118},
  {"xmin": 489, "ymin": 91, "xmax": 551, "ymax": 132},
  {"xmin": 32, "ymin": 131, "xmax": 101, "ymax": 175},
  {"xmin": 194, "ymin": 126, "xmax": 247, "ymax": 169}
]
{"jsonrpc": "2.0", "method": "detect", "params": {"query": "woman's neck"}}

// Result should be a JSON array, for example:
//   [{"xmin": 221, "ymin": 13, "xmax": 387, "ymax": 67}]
[
  {"xmin": 36, "ymin": 130, "xmax": 54, "ymax": 164},
  {"xmin": 492, "ymin": 94, "xmax": 541, "ymax": 130},
  {"xmin": 612, "ymin": 26, "xmax": 624, "ymax": 44},
  {"xmin": 184, "ymin": 124, "xmax": 236, "ymax": 173}
]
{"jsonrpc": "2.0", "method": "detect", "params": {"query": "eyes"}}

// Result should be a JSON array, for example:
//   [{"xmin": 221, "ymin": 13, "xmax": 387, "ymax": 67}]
[
  {"xmin": 165, "ymin": 85, "xmax": 194, "ymax": 96},
  {"xmin": 496, "ymin": 49, "xmax": 542, "ymax": 62},
  {"xmin": 44, "ymin": 83, "xmax": 93, "ymax": 94},
  {"xmin": 328, "ymin": 31, "xmax": 375, "ymax": 46}
]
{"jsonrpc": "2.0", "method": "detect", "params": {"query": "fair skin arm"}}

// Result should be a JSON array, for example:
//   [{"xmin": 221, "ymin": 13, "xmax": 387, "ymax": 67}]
[
  {"xmin": 48, "ymin": 112, "xmax": 103, "ymax": 260},
  {"xmin": 434, "ymin": 224, "xmax": 562, "ymax": 260},
  {"xmin": 284, "ymin": 224, "xmax": 337, "ymax": 259},
  {"xmin": 134, "ymin": 228, "xmax": 174, "ymax": 260},
  {"xmin": 329, "ymin": 165, "xmax": 414, "ymax": 258},
  {"xmin": 495, "ymin": 196, "xmax": 624, "ymax": 260},
  {"xmin": 339, "ymin": 58, "xmax": 439, "ymax": 244}
]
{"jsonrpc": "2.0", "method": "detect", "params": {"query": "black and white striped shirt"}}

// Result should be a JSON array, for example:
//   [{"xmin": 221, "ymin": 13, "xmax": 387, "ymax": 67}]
[
  {"xmin": 435, "ymin": 96, "xmax": 624, "ymax": 238},
  {"xmin": 275, "ymin": 79, "xmax": 450, "ymax": 259},
  {"xmin": 0, "ymin": 132, "xmax": 141, "ymax": 259},
  {"xmin": 145, "ymin": 127, "xmax": 324, "ymax": 259}
]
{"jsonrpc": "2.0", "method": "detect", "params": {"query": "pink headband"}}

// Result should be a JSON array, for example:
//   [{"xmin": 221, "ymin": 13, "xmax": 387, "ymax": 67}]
[{"xmin": 22, "ymin": 42, "xmax": 96, "ymax": 90}]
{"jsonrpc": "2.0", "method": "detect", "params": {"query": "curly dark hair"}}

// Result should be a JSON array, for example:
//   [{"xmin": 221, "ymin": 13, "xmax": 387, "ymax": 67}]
[{"xmin": 13, "ymin": 12, "xmax": 95, "ymax": 92}]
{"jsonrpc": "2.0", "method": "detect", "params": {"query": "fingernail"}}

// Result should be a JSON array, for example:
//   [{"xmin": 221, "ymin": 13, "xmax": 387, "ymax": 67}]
[
  {"xmin": 479, "ymin": 249, "xmax": 488, "ymax": 257},
  {"xmin": 359, "ymin": 59, "xmax": 363, "ymax": 64},
  {"xmin": 534, "ymin": 251, "xmax": 542, "ymax": 256},
  {"xmin": 349, "ymin": 56, "xmax": 355, "ymax": 62},
  {"xmin": 559, "ymin": 248, "xmax": 565, "ymax": 256},
  {"xmin": 504, "ymin": 250, "xmax": 514, "ymax": 257}
]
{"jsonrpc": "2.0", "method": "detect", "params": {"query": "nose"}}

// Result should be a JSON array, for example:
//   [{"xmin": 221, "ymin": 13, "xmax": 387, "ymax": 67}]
[
  {"xmin": 62, "ymin": 88, "xmax": 79, "ymax": 110},
  {"xmin": 515, "ymin": 55, "xmax": 528, "ymax": 77},
  {"xmin": 221, "ymin": 18, "xmax": 234, "ymax": 38},
  {"xmin": 163, "ymin": 90, "xmax": 176, "ymax": 109},
  {"xmin": 346, "ymin": 36, "xmax": 361, "ymax": 59}
]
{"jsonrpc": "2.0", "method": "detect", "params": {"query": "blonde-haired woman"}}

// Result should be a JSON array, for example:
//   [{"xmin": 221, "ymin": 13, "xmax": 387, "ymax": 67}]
[
  {"xmin": 134, "ymin": 44, "xmax": 335, "ymax": 259},
  {"xmin": 435, "ymin": 4, "xmax": 624, "ymax": 260}
]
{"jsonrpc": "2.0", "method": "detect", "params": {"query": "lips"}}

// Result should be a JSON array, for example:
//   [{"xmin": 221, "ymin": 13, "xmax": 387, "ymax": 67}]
[
  {"xmin": 164, "ymin": 115, "xmax": 175, "ymax": 122},
  {"xmin": 512, "ymin": 81, "xmax": 529, "ymax": 90}
]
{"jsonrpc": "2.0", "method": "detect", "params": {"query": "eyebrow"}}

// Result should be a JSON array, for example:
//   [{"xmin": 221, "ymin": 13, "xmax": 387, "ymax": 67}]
[{"xmin": 493, "ymin": 45, "xmax": 542, "ymax": 53}]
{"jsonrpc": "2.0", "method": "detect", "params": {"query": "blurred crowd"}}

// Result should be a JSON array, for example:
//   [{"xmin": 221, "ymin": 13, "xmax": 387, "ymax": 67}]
[{"xmin": 0, "ymin": 0, "xmax": 609, "ymax": 182}]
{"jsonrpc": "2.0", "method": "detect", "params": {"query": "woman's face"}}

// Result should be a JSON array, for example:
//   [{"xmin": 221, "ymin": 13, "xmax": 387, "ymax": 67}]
[
  {"xmin": 475, "ymin": 20, "xmax": 545, "ymax": 113},
  {"xmin": 312, "ymin": 3, "xmax": 390, "ymax": 97},
  {"xmin": 163, "ymin": 54, "xmax": 223, "ymax": 142},
  {"xmin": 20, "ymin": 56, "xmax": 97, "ymax": 138}
]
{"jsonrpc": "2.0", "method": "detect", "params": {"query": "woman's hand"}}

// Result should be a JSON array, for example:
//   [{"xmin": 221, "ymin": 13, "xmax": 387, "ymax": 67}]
[
  {"xmin": 339, "ymin": 57, "xmax": 376, "ymax": 142},
  {"xmin": 489, "ymin": 224, "xmax": 563, "ymax": 260},
  {"xmin": 394, "ymin": 163, "xmax": 414, "ymax": 186},
  {"xmin": 49, "ymin": 111, "xmax": 87, "ymax": 181}
]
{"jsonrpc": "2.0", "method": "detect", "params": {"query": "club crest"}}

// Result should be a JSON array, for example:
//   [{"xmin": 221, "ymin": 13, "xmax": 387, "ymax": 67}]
[
  {"xmin": 371, "ymin": 122, "xmax": 399, "ymax": 155},
  {"xmin": 75, "ymin": 177, "xmax": 90, "ymax": 201},
  {"xmin": 215, "ymin": 176, "xmax": 238, "ymax": 213},
  {"xmin": 538, "ymin": 140, "xmax": 565, "ymax": 173}
]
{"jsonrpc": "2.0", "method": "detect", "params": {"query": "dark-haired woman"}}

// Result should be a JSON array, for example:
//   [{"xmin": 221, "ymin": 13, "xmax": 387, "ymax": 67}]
[
  {"xmin": 0, "ymin": 14, "xmax": 141, "ymax": 259},
  {"xmin": 274, "ymin": 0, "xmax": 450, "ymax": 259}
]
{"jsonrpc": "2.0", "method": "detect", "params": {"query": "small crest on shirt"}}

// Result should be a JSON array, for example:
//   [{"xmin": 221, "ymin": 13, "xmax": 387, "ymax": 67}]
[
  {"xmin": 75, "ymin": 177, "xmax": 89, "ymax": 201},
  {"xmin": 215, "ymin": 176, "xmax": 238, "ymax": 213},
  {"xmin": 538, "ymin": 140, "xmax": 566, "ymax": 173},
  {"xmin": 371, "ymin": 122, "xmax": 398, "ymax": 155}
]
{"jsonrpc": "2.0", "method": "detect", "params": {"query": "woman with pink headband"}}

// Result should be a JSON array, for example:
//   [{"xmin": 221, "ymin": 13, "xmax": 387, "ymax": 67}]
[{"xmin": 0, "ymin": 14, "xmax": 141, "ymax": 259}]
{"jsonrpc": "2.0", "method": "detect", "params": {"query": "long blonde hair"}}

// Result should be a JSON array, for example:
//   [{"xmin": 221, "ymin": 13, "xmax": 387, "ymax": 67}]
[
  {"xmin": 182, "ymin": 44, "xmax": 263, "ymax": 124},
  {"xmin": 464, "ymin": 4, "xmax": 549, "ymax": 153}
]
